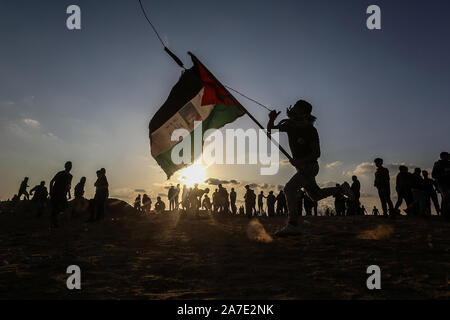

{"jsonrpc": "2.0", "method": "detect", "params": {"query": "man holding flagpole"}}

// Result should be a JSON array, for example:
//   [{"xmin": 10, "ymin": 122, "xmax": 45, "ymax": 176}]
[{"xmin": 268, "ymin": 100, "xmax": 353, "ymax": 237}]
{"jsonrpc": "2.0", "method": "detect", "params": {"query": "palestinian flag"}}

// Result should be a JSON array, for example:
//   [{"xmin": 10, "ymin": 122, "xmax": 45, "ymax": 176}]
[{"xmin": 149, "ymin": 53, "xmax": 246, "ymax": 178}]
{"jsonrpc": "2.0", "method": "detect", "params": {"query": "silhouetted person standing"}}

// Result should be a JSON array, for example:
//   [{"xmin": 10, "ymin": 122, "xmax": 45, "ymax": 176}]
[
  {"xmin": 17, "ymin": 177, "xmax": 30, "ymax": 200},
  {"xmin": 410, "ymin": 168, "xmax": 426, "ymax": 216},
  {"xmin": 142, "ymin": 194, "xmax": 151, "ymax": 214},
  {"xmin": 266, "ymin": 191, "xmax": 276, "ymax": 217},
  {"xmin": 276, "ymin": 190, "xmax": 287, "ymax": 215},
  {"xmin": 155, "ymin": 196, "xmax": 165, "ymax": 214},
  {"xmin": 94, "ymin": 168, "xmax": 108, "ymax": 221},
  {"xmin": 333, "ymin": 184, "xmax": 346, "ymax": 216},
  {"xmin": 348, "ymin": 175, "xmax": 361, "ymax": 216},
  {"xmin": 30, "ymin": 181, "xmax": 48, "ymax": 217},
  {"xmin": 230, "ymin": 188, "xmax": 237, "ymax": 215},
  {"xmin": 422, "ymin": 170, "xmax": 440, "ymax": 215},
  {"xmin": 168, "ymin": 186, "xmax": 176, "ymax": 211},
  {"xmin": 360, "ymin": 205, "xmax": 368, "ymax": 215},
  {"xmin": 174, "ymin": 184, "xmax": 181, "ymax": 210},
  {"xmin": 49, "ymin": 161, "xmax": 73, "ymax": 228},
  {"xmin": 394, "ymin": 165, "xmax": 413, "ymax": 214},
  {"xmin": 373, "ymin": 158, "xmax": 394, "ymax": 216},
  {"xmin": 258, "ymin": 191, "xmax": 266, "ymax": 216},
  {"xmin": 134, "ymin": 194, "xmax": 142, "ymax": 212},
  {"xmin": 72, "ymin": 177, "xmax": 86, "ymax": 217},
  {"xmin": 244, "ymin": 185, "xmax": 253, "ymax": 218},
  {"xmin": 432, "ymin": 152, "xmax": 450, "ymax": 218},
  {"xmin": 267, "ymin": 100, "xmax": 353, "ymax": 236},
  {"xmin": 372, "ymin": 206, "xmax": 379, "ymax": 216}
]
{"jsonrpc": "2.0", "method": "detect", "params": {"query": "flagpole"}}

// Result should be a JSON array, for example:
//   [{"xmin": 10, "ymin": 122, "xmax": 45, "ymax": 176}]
[{"xmin": 187, "ymin": 52, "xmax": 294, "ymax": 163}]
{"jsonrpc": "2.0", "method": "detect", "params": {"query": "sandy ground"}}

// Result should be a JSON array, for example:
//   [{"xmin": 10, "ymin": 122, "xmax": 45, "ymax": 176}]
[{"xmin": 0, "ymin": 199, "xmax": 449, "ymax": 300}]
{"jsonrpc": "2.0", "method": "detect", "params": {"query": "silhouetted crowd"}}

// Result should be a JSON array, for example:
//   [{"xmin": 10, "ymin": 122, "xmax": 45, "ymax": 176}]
[
  {"xmin": 8, "ymin": 151, "xmax": 450, "ymax": 227},
  {"xmin": 131, "ymin": 152, "xmax": 449, "ymax": 219},
  {"xmin": 12, "ymin": 161, "xmax": 108, "ymax": 228}
]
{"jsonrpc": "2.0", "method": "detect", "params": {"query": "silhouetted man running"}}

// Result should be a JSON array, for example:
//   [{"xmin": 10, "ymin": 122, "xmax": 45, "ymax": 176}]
[
  {"xmin": 30, "ymin": 181, "xmax": 48, "ymax": 217},
  {"xmin": 432, "ymin": 152, "xmax": 450, "ymax": 218},
  {"xmin": 49, "ymin": 161, "xmax": 73, "ymax": 228},
  {"xmin": 17, "ymin": 177, "xmax": 30, "ymax": 200},
  {"xmin": 268, "ymin": 100, "xmax": 352, "ymax": 236}
]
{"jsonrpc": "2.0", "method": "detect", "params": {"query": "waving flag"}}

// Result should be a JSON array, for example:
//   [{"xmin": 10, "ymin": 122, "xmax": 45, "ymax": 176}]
[{"xmin": 149, "ymin": 53, "xmax": 245, "ymax": 178}]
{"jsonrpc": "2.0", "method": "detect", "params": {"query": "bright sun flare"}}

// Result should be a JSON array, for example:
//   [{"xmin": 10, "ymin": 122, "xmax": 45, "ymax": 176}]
[{"xmin": 177, "ymin": 164, "xmax": 207, "ymax": 187}]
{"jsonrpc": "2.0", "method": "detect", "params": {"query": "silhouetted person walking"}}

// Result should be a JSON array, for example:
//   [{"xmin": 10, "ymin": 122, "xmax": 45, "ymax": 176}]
[
  {"xmin": 422, "ymin": 170, "xmax": 440, "ymax": 215},
  {"xmin": 30, "ymin": 181, "xmax": 48, "ymax": 217},
  {"xmin": 374, "ymin": 158, "xmax": 394, "ymax": 216},
  {"xmin": 267, "ymin": 100, "xmax": 353, "ymax": 236},
  {"xmin": 432, "ymin": 152, "xmax": 450, "ymax": 218},
  {"xmin": 17, "ymin": 177, "xmax": 30, "ymax": 200},
  {"xmin": 49, "ymin": 161, "xmax": 73, "ymax": 228},
  {"xmin": 394, "ymin": 165, "xmax": 413, "ymax": 214}
]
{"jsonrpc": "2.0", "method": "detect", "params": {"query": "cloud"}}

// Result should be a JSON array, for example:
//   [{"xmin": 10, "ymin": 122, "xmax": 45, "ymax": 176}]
[
  {"xmin": 326, "ymin": 161, "xmax": 343, "ymax": 169},
  {"xmin": 319, "ymin": 181, "xmax": 339, "ymax": 188},
  {"xmin": 205, "ymin": 178, "xmax": 230, "ymax": 185},
  {"xmin": 22, "ymin": 118, "xmax": 40, "ymax": 128},
  {"xmin": 229, "ymin": 179, "xmax": 239, "ymax": 185},
  {"xmin": 134, "ymin": 189, "xmax": 146, "ymax": 193}
]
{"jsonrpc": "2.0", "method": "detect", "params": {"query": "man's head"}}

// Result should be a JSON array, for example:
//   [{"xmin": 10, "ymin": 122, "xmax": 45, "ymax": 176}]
[
  {"xmin": 40, "ymin": 181, "xmax": 45, "ymax": 186},
  {"xmin": 218, "ymin": 184, "xmax": 221, "ymax": 188},
  {"xmin": 374, "ymin": 158, "xmax": 383, "ymax": 168},
  {"xmin": 245, "ymin": 185, "xmax": 249, "ymax": 190},
  {"xmin": 414, "ymin": 168, "xmax": 421, "ymax": 175},
  {"xmin": 422, "ymin": 170, "xmax": 429, "ymax": 178},
  {"xmin": 260, "ymin": 191, "xmax": 263, "ymax": 194},
  {"xmin": 440, "ymin": 151, "xmax": 449, "ymax": 161},
  {"xmin": 65, "ymin": 161, "xmax": 72, "ymax": 172},
  {"xmin": 100, "ymin": 168, "xmax": 106, "ymax": 175},
  {"xmin": 399, "ymin": 165, "xmax": 408, "ymax": 173},
  {"xmin": 157, "ymin": 196, "xmax": 161, "ymax": 201},
  {"xmin": 352, "ymin": 175, "xmax": 358, "ymax": 182},
  {"xmin": 231, "ymin": 188, "xmax": 235, "ymax": 192},
  {"xmin": 269, "ymin": 191, "xmax": 273, "ymax": 195},
  {"xmin": 24, "ymin": 177, "xmax": 29, "ymax": 181},
  {"xmin": 80, "ymin": 177, "xmax": 86, "ymax": 184},
  {"xmin": 287, "ymin": 100, "xmax": 316, "ymax": 123}
]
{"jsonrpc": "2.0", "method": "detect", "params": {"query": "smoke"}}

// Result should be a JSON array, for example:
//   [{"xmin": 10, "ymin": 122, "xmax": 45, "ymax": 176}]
[
  {"xmin": 246, "ymin": 219, "xmax": 273, "ymax": 243},
  {"xmin": 357, "ymin": 225, "xmax": 394, "ymax": 240}
]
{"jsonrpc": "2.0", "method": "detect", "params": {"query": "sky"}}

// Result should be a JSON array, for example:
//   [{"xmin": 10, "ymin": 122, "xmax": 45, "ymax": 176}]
[{"xmin": 1, "ymin": 0, "xmax": 449, "ymax": 210}]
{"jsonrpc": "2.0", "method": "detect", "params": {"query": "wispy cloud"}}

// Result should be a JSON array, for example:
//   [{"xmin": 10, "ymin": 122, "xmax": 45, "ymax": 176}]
[
  {"xmin": 22, "ymin": 118, "xmax": 40, "ymax": 128},
  {"xmin": 326, "ymin": 161, "xmax": 343, "ymax": 169}
]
